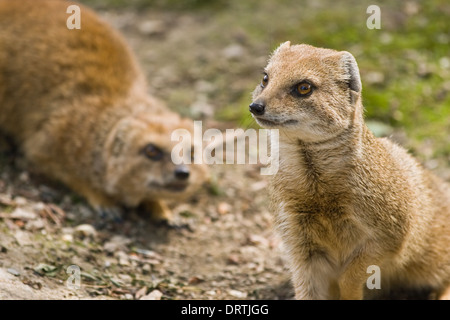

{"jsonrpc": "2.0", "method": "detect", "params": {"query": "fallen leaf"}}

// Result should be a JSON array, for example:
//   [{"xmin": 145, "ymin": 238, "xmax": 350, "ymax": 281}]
[
  {"xmin": 34, "ymin": 263, "xmax": 58, "ymax": 276},
  {"xmin": 80, "ymin": 271, "xmax": 100, "ymax": 282},
  {"xmin": 110, "ymin": 278, "xmax": 123, "ymax": 288},
  {"xmin": 247, "ymin": 234, "xmax": 269, "ymax": 247},
  {"xmin": 188, "ymin": 276, "xmax": 204, "ymax": 285},
  {"xmin": 135, "ymin": 286, "xmax": 148, "ymax": 299},
  {"xmin": 227, "ymin": 254, "xmax": 240, "ymax": 265},
  {"xmin": 133, "ymin": 248, "xmax": 162, "ymax": 260},
  {"xmin": 22, "ymin": 278, "xmax": 42, "ymax": 290}
]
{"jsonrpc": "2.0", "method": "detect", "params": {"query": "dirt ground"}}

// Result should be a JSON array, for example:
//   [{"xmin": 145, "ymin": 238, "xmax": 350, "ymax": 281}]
[
  {"xmin": 0, "ymin": 7, "xmax": 294, "ymax": 300},
  {"xmin": 0, "ymin": 156, "xmax": 293, "ymax": 300}
]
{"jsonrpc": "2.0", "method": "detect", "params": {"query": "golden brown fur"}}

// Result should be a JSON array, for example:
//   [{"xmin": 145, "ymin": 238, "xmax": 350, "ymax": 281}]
[
  {"xmin": 0, "ymin": 0, "xmax": 207, "ymax": 221},
  {"xmin": 251, "ymin": 42, "xmax": 450, "ymax": 299}
]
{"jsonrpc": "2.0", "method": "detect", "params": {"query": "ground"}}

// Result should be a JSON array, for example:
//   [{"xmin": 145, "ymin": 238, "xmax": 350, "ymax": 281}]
[
  {"xmin": 0, "ymin": 0, "xmax": 449, "ymax": 300},
  {"xmin": 0, "ymin": 153, "xmax": 292, "ymax": 300}
]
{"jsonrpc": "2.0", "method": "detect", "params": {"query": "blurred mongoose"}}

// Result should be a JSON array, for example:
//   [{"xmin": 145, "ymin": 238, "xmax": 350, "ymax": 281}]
[
  {"xmin": 250, "ymin": 42, "xmax": 450, "ymax": 299},
  {"xmin": 0, "ymin": 0, "xmax": 207, "ymax": 222}
]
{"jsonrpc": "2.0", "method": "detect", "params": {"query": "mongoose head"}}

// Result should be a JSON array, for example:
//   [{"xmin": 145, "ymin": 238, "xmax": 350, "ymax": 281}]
[
  {"xmin": 251, "ymin": 42, "xmax": 362, "ymax": 143},
  {"xmin": 102, "ymin": 112, "xmax": 208, "ymax": 207}
]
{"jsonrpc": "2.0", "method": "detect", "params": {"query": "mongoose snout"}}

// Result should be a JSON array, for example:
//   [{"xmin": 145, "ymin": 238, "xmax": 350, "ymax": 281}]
[
  {"xmin": 249, "ymin": 102, "xmax": 266, "ymax": 116},
  {"xmin": 174, "ymin": 165, "xmax": 190, "ymax": 181}
]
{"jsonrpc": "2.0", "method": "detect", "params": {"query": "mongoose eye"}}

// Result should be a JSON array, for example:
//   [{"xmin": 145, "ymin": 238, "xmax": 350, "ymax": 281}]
[
  {"xmin": 143, "ymin": 144, "xmax": 163, "ymax": 161},
  {"xmin": 261, "ymin": 73, "xmax": 269, "ymax": 88},
  {"xmin": 295, "ymin": 82, "xmax": 313, "ymax": 96}
]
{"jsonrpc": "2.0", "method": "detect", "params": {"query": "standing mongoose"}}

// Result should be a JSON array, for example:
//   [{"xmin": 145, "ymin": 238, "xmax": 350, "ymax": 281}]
[
  {"xmin": 250, "ymin": 42, "xmax": 450, "ymax": 299},
  {"xmin": 0, "ymin": 0, "xmax": 208, "ymax": 222}
]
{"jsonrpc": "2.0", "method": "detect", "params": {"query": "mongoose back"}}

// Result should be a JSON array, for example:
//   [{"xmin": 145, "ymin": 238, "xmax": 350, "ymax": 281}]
[
  {"xmin": 0, "ymin": 0, "xmax": 208, "ymax": 221},
  {"xmin": 250, "ymin": 42, "xmax": 450, "ymax": 299}
]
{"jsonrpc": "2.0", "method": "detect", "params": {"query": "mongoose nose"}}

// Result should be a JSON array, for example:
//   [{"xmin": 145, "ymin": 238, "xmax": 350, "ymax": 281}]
[
  {"xmin": 249, "ymin": 102, "xmax": 265, "ymax": 116},
  {"xmin": 174, "ymin": 166, "xmax": 190, "ymax": 180}
]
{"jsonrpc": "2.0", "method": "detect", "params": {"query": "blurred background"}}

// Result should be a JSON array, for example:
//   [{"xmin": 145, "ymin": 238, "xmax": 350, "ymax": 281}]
[{"xmin": 80, "ymin": 0, "xmax": 450, "ymax": 172}]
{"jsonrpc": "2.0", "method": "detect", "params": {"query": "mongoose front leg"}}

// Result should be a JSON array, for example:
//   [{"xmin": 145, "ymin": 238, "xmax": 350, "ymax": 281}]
[
  {"xmin": 293, "ymin": 272, "xmax": 338, "ymax": 300},
  {"xmin": 438, "ymin": 285, "xmax": 450, "ymax": 300},
  {"xmin": 290, "ymin": 256, "xmax": 338, "ymax": 300},
  {"xmin": 338, "ymin": 247, "xmax": 381, "ymax": 300},
  {"xmin": 142, "ymin": 199, "xmax": 173, "ymax": 223},
  {"xmin": 338, "ymin": 272, "xmax": 365, "ymax": 300}
]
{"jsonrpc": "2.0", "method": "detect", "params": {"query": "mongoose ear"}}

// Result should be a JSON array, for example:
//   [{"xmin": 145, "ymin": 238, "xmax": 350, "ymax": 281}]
[
  {"xmin": 273, "ymin": 41, "xmax": 291, "ymax": 55},
  {"xmin": 340, "ymin": 51, "xmax": 361, "ymax": 93}
]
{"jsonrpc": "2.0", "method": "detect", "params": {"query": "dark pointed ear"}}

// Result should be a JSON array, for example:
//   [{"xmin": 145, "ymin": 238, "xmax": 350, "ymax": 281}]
[{"xmin": 340, "ymin": 51, "xmax": 361, "ymax": 93}]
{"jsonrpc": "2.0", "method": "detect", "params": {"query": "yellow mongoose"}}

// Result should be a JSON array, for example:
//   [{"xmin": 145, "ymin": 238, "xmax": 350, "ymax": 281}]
[
  {"xmin": 250, "ymin": 42, "xmax": 450, "ymax": 299},
  {"xmin": 0, "ymin": 0, "xmax": 207, "ymax": 222}
]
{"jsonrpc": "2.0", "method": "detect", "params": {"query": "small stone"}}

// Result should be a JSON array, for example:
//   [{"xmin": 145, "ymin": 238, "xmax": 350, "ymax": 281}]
[
  {"xmin": 13, "ymin": 196, "xmax": 28, "ymax": 206},
  {"xmin": 123, "ymin": 293, "xmax": 134, "ymax": 300},
  {"xmin": 115, "ymin": 251, "xmax": 130, "ymax": 266},
  {"xmin": 14, "ymin": 230, "xmax": 33, "ymax": 246},
  {"xmin": 10, "ymin": 207, "xmax": 37, "ymax": 220},
  {"xmin": 25, "ymin": 219, "xmax": 45, "ymax": 231},
  {"xmin": 32, "ymin": 202, "xmax": 46, "ymax": 212},
  {"xmin": 61, "ymin": 234, "xmax": 73, "ymax": 243},
  {"xmin": 205, "ymin": 290, "xmax": 216, "ymax": 296},
  {"xmin": 217, "ymin": 202, "xmax": 231, "ymax": 215},
  {"xmin": 73, "ymin": 224, "xmax": 97, "ymax": 239},
  {"xmin": 142, "ymin": 264, "xmax": 151, "ymax": 273},
  {"xmin": 140, "ymin": 289, "xmax": 163, "ymax": 300},
  {"xmin": 228, "ymin": 289, "xmax": 247, "ymax": 299},
  {"xmin": 7, "ymin": 268, "xmax": 20, "ymax": 276}
]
